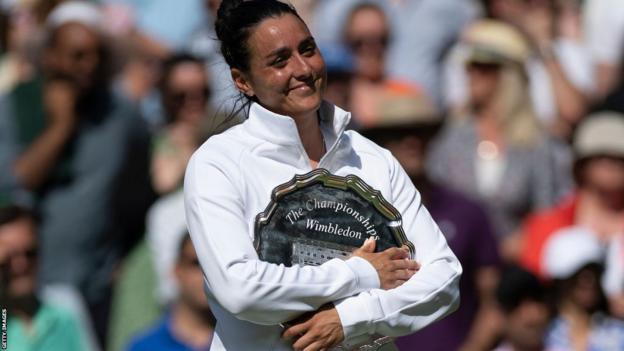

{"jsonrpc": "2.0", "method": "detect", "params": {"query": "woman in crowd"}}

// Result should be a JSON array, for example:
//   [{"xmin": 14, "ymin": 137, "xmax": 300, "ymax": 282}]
[
  {"xmin": 428, "ymin": 20, "xmax": 567, "ymax": 259},
  {"xmin": 151, "ymin": 53, "xmax": 211, "ymax": 195},
  {"xmin": 542, "ymin": 227, "xmax": 624, "ymax": 350},
  {"xmin": 183, "ymin": 1, "xmax": 462, "ymax": 350}
]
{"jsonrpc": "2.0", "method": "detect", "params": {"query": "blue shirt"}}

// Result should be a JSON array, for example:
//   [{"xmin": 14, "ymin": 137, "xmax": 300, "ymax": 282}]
[
  {"xmin": 546, "ymin": 314, "xmax": 624, "ymax": 351},
  {"xmin": 127, "ymin": 314, "xmax": 211, "ymax": 351}
]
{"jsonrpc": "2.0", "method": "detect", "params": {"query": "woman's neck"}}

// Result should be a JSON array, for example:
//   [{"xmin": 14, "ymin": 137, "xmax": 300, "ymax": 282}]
[
  {"xmin": 577, "ymin": 189, "xmax": 624, "ymax": 239},
  {"xmin": 293, "ymin": 111, "xmax": 325, "ymax": 167},
  {"xmin": 559, "ymin": 301, "xmax": 592, "ymax": 351},
  {"xmin": 474, "ymin": 105, "xmax": 504, "ymax": 146}
]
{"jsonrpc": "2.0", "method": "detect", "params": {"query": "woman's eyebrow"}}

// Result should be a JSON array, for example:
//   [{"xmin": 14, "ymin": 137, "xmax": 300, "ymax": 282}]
[
  {"xmin": 298, "ymin": 36, "xmax": 315, "ymax": 48},
  {"xmin": 266, "ymin": 47, "xmax": 290, "ymax": 59}
]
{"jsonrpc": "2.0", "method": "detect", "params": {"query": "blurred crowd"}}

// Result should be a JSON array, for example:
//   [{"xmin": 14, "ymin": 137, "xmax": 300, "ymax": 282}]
[{"xmin": 1, "ymin": 0, "xmax": 624, "ymax": 350}]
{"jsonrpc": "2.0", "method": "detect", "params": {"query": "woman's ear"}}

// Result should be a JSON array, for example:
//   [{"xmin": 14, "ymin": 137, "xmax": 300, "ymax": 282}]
[{"xmin": 231, "ymin": 68, "xmax": 255, "ymax": 97}]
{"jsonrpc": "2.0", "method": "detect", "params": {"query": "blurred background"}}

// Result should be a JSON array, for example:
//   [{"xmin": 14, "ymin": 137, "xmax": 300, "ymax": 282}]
[{"xmin": 1, "ymin": 0, "xmax": 624, "ymax": 350}]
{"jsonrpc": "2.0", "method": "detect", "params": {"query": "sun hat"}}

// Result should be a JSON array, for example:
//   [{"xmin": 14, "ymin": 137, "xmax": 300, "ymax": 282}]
[
  {"xmin": 542, "ymin": 225, "xmax": 605, "ymax": 279},
  {"xmin": 462, "ymin": 20, "xmax": 531, "ymax": 65},
  {"xmin": 574, "ymin": 111, "xmax": 624, "ymax": 161}
]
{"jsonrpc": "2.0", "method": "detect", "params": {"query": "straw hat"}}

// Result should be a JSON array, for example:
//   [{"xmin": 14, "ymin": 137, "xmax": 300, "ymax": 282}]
[
  {"xmin": 574, "ymin": 112, "xmax": 624, "ymax": 161},
  {"xmin": 363, "ymin": 82, "xmax": 440, "ymax": 133},
  {"xmin": 463, "ymin": 20, "xmax": 531, "ymax": 65}
]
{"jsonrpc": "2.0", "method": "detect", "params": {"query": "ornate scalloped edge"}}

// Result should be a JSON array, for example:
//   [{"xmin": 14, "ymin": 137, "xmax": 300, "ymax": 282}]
[{"xmin": 254, "ymin": 168, "xmax": 415, "ymax": 257}]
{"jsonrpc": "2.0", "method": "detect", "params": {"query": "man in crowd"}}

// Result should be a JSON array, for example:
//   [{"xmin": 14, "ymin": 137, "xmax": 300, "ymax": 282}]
[
  {"xmin": 0, "ymin": 205, "xmax": 94, "ymax": 351},
  {"xmin": 127, "ymin": 233, "xmax": 215, "ymax": 351},
  {"xmin": 492, "ymin": 265, "xmax": 551, "ymax": 351},
  {"xmin": 0, "ymin": 1, "xmax": 153, "ymax": 345}
]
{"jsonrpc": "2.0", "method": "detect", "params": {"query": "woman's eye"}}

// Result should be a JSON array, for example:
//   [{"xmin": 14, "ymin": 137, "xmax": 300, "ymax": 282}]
[
  {"xmin": 272, "ymin": 56, "xmax": 288, "ymax": 67},
  {"xmin": 302, "ymin": 44, "xmax": 316, "ymax": 55}
]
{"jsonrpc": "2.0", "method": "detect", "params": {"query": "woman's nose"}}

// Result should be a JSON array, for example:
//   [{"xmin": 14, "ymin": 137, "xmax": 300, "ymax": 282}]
[{"xmin": 292, "ymin": 54, "xmax": 312, "ymax": 79}]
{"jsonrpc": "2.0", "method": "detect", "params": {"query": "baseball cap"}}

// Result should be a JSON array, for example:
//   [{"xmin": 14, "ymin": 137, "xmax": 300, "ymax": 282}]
[{"xmin": 542, "ymin": 226, "xmax": 605, "ymax": 279}]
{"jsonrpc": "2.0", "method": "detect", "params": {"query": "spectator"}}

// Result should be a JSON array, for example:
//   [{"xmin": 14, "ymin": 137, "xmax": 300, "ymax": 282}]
[
  {"xmin": 339, "ymin": 2, "xmax": 444, "ymax": 129},
  {"xmin": 520, "ymin": 112, "xmax": 624, "ymax": 278},
  {"xmin": 493, "ymin": 265, "xmax": 551, "ymax": 351},
  {"xmin": 428, "ymin": 20, "xmax": 566, "ymax": 254},
  {"xmin": 453, "ymin": 0, "xmax": 592, "ymax": 138},
  {"xmin": 126, "ymin": 234, "xmax": 215, "ymax": 351},
  {"xmin": 187, "ymin": 0, "xmax": 248, "ymax": 119},
  {"xmin": 151, "ymin": 53, "xmax": 211, "ymax": 196},
  {"xmin": 542, "ymin": 227, "xmax": 624, "ymax": 350},
  {"xmin": 0, "ymin": 1, "xmax": 153, "ymax": 346},
  {"xmin": 0, "ymin": 205, "xmax": 96, "ymax": 351},
  {"xmin": 361, "ymin": 90, "xmax": 501, "ymax": 351},
  {"xmin": 341, "ymin": 2, "xmax": 392, "ymax": 126},
  {"xmin": 385, "ymin": 0, "xmax": 477, "ymax": 106},
  {"xmin": 319, "ymin": 44, "xmax": 354, "ymax": 114}
]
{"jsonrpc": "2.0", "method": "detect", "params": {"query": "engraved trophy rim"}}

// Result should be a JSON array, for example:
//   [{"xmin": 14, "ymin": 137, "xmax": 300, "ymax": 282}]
[{"xmin": 253, "ymin": 168, "xmax": 415, "ymax": 258}]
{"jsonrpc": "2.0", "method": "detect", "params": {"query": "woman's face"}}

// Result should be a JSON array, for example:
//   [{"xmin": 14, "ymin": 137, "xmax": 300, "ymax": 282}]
[
  {"xmin": 345, "ymin": 7, "xmax": 389, "ymax": 81},
  {"xmin": 467, "ymin": 61, "xmax": 501, "ymax": 108},
  {"xmin": 164, "ymin": 62, "xmax": 210, "ymax": 126},
  {"xmin": 233, "ymin": 14, "xmax": 326, "ymax": 119},
  {"xmin": 582, "ymin": 157, "xmax": 624, "ymax": 210}
]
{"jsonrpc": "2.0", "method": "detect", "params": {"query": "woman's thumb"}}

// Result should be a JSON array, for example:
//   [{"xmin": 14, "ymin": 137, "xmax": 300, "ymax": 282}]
[{"xmin": 360, "ymin": 237, "xmax": 376, "ymax": 253}]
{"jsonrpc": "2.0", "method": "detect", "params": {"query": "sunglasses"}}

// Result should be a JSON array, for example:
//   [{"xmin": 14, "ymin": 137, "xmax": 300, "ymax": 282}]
[
  {"xmin": 168, "ymin": 86, "xmax": 211, "ymax": 106},
  {"xmin": 466, "ymin": 62, "xmax": 502, "ymax": 73},
  {"xmin": 348, "ymin": 34, "xmax": 390, "ymax": 51}
]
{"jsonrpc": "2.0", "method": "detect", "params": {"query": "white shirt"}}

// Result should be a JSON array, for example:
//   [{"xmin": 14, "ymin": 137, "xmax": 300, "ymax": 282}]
[{"xmin": 184, "ymin": 101, "xmax": 462, "ymax": 350}]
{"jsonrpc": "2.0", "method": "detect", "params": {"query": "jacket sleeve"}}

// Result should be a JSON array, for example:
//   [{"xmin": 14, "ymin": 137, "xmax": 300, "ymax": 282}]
[
  {"xmin": 334, "ymin": 151, "xmax": 462, "ymax": 345},
  {"xmin": 184, "ymin": 150, "xmax": 380, "ymax": 325}
]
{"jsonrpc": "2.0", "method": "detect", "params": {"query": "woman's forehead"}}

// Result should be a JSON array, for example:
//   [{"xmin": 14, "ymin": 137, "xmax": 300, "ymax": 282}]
[{"xmin": 247, "ymin": 14, "xmax": 312, "ymax": 57}]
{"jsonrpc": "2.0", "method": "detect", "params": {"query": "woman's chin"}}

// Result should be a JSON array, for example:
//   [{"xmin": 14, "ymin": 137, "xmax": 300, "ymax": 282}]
[{"xmin": 286, "ymin": 95, "xmax": 323, "ymax": 117}]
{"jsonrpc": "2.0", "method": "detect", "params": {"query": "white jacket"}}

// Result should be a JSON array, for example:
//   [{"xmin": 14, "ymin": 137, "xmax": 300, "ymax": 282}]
[{"xmin": 184, "ymin": 101, "xmax": 462, "ymax": 350}]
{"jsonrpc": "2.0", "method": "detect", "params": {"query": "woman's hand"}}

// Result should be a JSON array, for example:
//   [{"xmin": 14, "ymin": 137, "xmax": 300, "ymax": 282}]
[
  {"xmin": 282, "ymin": 304, "xmax": 344, "ymax": 351},
  {"xmin": 352, "ymin": 238, "xmax": 420, "ymax": 290}
]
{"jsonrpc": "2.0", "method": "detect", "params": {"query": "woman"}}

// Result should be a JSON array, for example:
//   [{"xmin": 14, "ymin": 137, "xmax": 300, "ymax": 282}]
[
  {"xmin": 183, "ymin": 1, "xmax": 461, "ymax": 350},
  {"xmin": 542, "ymin": 227, "xmax": 624, "ymax": 350},
  {"xmin": 428, "ymin": 20, "xmax": 569, "ymax": 257},
  {"xmin": 151, "ymin": 53, "xmax": 211, "ymax": 195}
]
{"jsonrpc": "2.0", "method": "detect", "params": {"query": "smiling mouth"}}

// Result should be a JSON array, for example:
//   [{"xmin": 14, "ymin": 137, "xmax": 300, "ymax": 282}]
[{"xmin": 288, "ymin": 83, "xmax": 314, "ymax": 93}]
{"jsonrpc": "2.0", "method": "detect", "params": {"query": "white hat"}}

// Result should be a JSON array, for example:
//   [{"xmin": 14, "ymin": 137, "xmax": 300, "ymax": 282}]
[
  {"xmin": 543, "ymin": 226, "xmax": 605, "ymax": 279},
  {"xmin": 46, "ymin": 1, "xmax": 103, "ymax": 32},
  {"xmin": 574, "ymin": 112, "xmax": 624, "ymax": 160}
]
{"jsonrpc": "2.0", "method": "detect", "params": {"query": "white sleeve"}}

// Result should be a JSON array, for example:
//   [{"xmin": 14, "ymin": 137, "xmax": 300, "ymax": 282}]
[
  {"xmin": 584, "ymin": 0, "xmax": 624, "ymax": 65},
  {"xmin": 334, "ymin": 151, "xmax": 462, "ymax": 344},
  {"xmin": 184, "ymin": 151, "xmax": 380, "ymax": 325}
]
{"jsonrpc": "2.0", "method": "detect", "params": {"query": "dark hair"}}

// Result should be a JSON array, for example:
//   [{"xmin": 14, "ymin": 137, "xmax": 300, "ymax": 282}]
[
  {"xmin": 159, "ymin": 52, "xmax": 209, "ymax": 123},
  {"xmin": 496, "ymin": 264, "xmax": 546, "ymax": 313},
  {"xmin": 160, "ymin": 53, "xmax": 205, "ymax": 89},
  {"xmin": 0, "ymin": 10, "xmax": 8, "ymax": 53},
  {"xmin": 0, "ymin": 206, "xmax": 37, "ymax": 227},
  {"xmin": 215, "ymin": 0, "xmax": 302, "ymax": 72},
  {"xmin": 343, "ymin": 3, "xmax": 389, "ymax": 41}
]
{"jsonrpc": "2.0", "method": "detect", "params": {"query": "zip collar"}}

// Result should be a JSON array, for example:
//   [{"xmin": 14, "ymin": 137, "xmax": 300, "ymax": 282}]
[{"xmin": 245, "ymin": 101, "xmax": 352, "ymax": 161}]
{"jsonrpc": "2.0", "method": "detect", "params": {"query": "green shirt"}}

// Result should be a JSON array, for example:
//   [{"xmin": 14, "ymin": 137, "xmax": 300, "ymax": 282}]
[{"xmin": 7, "ymin": 303, "xmax": 87, "ymax": 351}]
